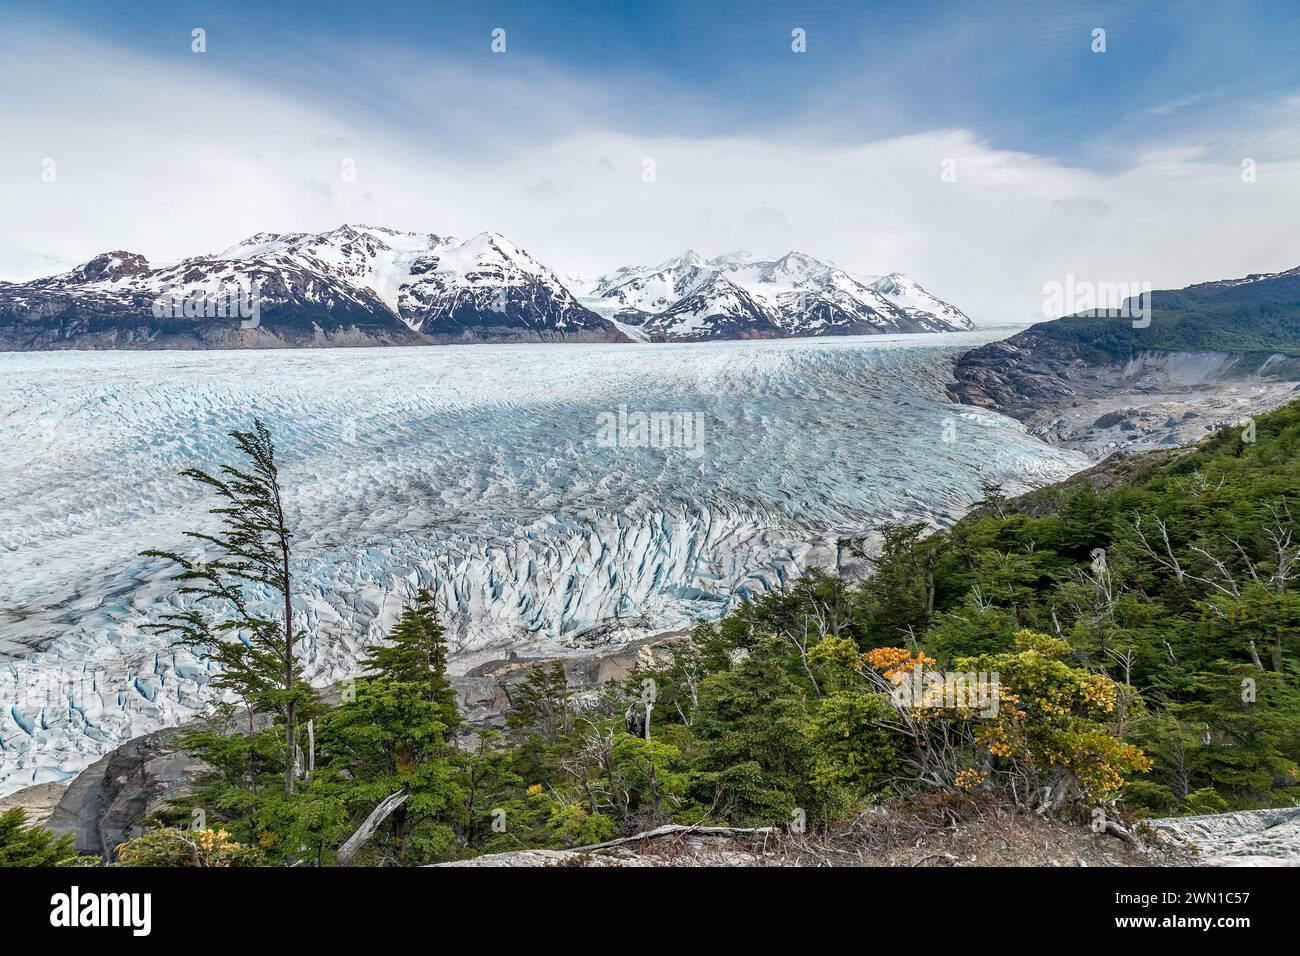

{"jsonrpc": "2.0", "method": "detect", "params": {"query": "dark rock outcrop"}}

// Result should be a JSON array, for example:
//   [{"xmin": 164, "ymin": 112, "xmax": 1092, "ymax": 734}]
[
  {"xmin": 946, "ymin": 326, "xmax": 1086, "ymax": 420},
  {"xmin": 947, "ymin": 265, "xmax": 1300, "ymax": 456},
  {"xmin": 948, "ymin": 327, "xmax": 1300, "ymax": 457},
  {"xmin": 45, "ymin": 724, "xmax": 215, "ymax": 859}
]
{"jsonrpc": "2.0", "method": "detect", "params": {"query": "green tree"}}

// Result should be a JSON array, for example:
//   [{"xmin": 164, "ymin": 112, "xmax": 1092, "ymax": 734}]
[
  {"xmin": 456, "ymin": 731, "xmax": 523, "ymax": 850},
  {"xmin": 364, "ymin": 590, "xmax": 460, "ymax": 725},
  {"xmin": 313, "ymin": 595, "xmax": 467, "ymax": 865},
  {"xmin": 807, "ymin": 689, "xmax": 902, "ymax": 801},
  {"xmin": 505, "ymin": 661, "xmax": 576, "ymax": 785},
  {"xmin": 143, "ymin": 419, "xmax": 314, "ymax": 797},
  {"xmin": 0, "ymin": 809, "xmax": 81, "ymax": 867},
  {"xmin": 689, "ymin": 637, "xmax": 819, "ymax": 825}
]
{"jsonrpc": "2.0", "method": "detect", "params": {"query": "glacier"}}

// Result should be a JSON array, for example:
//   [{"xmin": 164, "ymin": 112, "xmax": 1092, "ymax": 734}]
[{"xmin": 0, "ymin": 330, "xmax": 1088, "ymax": 794}]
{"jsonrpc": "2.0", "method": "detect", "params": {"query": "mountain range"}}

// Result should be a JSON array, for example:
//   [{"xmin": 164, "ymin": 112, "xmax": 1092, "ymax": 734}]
[
  {"xmin": 583, "ymin": 249, "xmax": 973, "ymax": 341},
  {"xmin": 0, "ymin": 225, "xmax": 972, "ymax": 350}
]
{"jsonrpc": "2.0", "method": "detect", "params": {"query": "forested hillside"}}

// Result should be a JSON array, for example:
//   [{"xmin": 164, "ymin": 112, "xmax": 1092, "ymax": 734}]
[{"xmin": 1035, "ymin": 267, "xmax": 1300, "ymax": 362}]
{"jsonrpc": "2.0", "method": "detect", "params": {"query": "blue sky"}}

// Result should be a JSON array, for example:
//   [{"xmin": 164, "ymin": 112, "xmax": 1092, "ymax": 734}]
[
  {"xmin": 4, "ymin": 0, "xmax": 1300, "ymax": 318},
  {"xmin": 15, "ymin": 0, "xmax": 1300, "ymax": 160}
]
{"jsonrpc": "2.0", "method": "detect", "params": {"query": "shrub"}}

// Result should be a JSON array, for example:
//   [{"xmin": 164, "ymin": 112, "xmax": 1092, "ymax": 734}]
[{"xmin": 115, "ymin": 827, "xmax": 263, "ymax": 867}]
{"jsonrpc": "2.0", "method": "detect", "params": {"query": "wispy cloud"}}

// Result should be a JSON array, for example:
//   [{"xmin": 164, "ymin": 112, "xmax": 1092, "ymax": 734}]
[{"xmin": 3, "ymin": 21, "xmax": 1299, "ymax": 323}]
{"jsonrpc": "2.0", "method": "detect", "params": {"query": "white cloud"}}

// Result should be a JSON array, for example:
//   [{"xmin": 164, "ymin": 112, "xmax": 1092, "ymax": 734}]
[{"xmin": 3, "ymin": 27, "xmax": 1299, "ymax": 323}]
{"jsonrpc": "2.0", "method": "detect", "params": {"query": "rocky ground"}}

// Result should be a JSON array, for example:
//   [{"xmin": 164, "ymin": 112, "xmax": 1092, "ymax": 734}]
[
  {"xmin": 442, "ymin": 811, "xmax": 1197, "ymax": 868},
  {"xmin": 1147, "ymin": 808, "xmax": 1300, "ymax": 867},
  {"xmin": 444, "ymin": 804, "xmax": 1300, "ymax": 868},
  {"xmin": 948, "ymin": 330, "xmax": 1300, "ymax": 458}
]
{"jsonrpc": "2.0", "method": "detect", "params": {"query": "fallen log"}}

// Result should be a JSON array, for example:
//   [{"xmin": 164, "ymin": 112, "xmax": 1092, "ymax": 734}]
[
  {"xmin": 571, "ymin": 823, "xmax": 780, "ymax": 852},
  {"xmin": 337, "ymin": 789, "xmax": 408, "ymax": 865}
]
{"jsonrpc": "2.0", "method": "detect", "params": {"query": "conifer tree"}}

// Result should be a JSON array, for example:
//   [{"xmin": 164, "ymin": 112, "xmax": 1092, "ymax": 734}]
[
  {"xmin": 316, "ymin": 592, "xmax": 466, "ymax": 864},
  {"xmin": 506, "ymin": 661, "xmax": 574, "ymax": 746},
  {"xmin": 0, "ymin": 809, "xmax": 81, "ymax": 867},
  {"xmin": 143, "ymin": 419, "xmax": 313, "ymax": 796},
  {"xmin": 363, "ymin": 590, "xmax": 460, "ymax": 733}
]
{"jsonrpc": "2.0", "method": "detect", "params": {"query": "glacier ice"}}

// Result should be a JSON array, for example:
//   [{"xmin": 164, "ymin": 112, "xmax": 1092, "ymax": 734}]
[{"xmin": 0, "ymin": 331, "xmax": 1087, "ymax": 794}]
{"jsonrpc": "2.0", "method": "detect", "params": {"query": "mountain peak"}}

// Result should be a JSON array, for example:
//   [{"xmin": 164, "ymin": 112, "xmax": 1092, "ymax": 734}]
[
  {"xmin": 1, "ymin": 225, "xmax": 631, "ymax": 347},
  {"xmin": 0, "ymin": 225, "xmax": 974, "ymax": 349},
  {"xmin": 588, "ymin": 249, "xmax": 972, "ymax": 339},
  {"xmin": 653, "ymin": 248, "xmax": 707, "ymax": 270},
  {"xmin": 68, "ymin": 251, "xmax": 152, "ymax": 283}
]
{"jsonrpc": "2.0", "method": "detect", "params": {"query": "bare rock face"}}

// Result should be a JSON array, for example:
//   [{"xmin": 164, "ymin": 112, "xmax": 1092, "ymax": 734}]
[
  {"xmin": 946, "ymin": 330, "xmax": 1085, "ymax": 418},
  {"xmin": 44, "ymin": 724, "xmax": 215, "ymax": 859},
  {"xmin": 948, "ymin": 329, "xmax": 1300, "ymax": 457},
  {"xmin": 0, "ymin": 780, "xmax": 69, "ymax": 827},
  {"xmin": 1147, "ymin": 808, "xmax": 1300, "ymax": 866}
]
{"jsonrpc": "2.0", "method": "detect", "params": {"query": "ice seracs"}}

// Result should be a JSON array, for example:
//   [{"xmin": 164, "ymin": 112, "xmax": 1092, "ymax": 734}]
[{"xmin": 0, "ymin": 334, "xmax": 1080, "ymax": 795}]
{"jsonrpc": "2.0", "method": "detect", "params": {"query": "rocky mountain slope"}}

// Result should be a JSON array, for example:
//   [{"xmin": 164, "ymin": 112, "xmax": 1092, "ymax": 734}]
[
  {"xmin": 0, "ymin": 225, "xmax": 629, "ymax": 350},
  {"xmin": 1, "ymin": 231, "xmax": 978, "ymax": 350},
  {"xmin": 585, "ymin": 250, "xmax": 974, "ymax": 341},
  {"xmin": 948, "ymin": 267, "xmax": 1300, "ymax": 455}
]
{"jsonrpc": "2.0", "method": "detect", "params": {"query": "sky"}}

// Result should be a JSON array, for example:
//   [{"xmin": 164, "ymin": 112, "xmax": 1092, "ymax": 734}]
[{"xmin": 3, "ymin": 0, "xmax": 1300, "ymax": 321}]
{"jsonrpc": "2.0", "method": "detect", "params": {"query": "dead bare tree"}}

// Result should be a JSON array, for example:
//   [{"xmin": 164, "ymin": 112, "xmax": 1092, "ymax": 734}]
[
  {"xmin": 780, "ymin": 611, "xmax": 825, "ymax": 698},
  {"xmin": 673, "ymin": 654, "xmax": 702, "ymax": 726},
  {"xmin": 337, "ymin": 790, "xmax": 408, "ymax": 866},
  {"xmin": 1134, "ymin": 501, "xmax": 1299, "ymax": 672},
  {"xmin": 1133, "ymin": 515, "xmax": 1189, "ymax": 584},
  {"xmin": 1101, "ymin": 647, "xmax": 1138, "ymax": 740},
  {"xmin": 1265, "ymin": 502, "xmax": 1299, "ymax": 593}
]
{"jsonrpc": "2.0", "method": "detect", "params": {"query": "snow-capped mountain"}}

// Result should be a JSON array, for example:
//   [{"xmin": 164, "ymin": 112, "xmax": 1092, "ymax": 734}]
[
  {"xmin": 0, "ymin": 229, "xmax": 973, "ymax": 350},
  {"xmin": 587, "ymin": 250, "xmax": 974, "ymax": 341},
  {"xmin": 640, "ymin": 271, "xmax": 783, "ymax": 340},
  {"xmin": 588, "ymin": 249, "xmax": 718, "ymax": 319},
  {"xmin": 867, "ymin": 272, "xmax": 973, "ymax": 331},
  {"xmin": 0, "ymin": 225, "xmax": 628, "ymax": 350}
]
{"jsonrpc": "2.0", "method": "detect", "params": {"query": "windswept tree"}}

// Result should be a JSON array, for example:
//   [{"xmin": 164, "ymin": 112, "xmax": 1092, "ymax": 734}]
[{"xmin": 143, "ymin": 419, "xmax": 314, "ymax": 796}]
